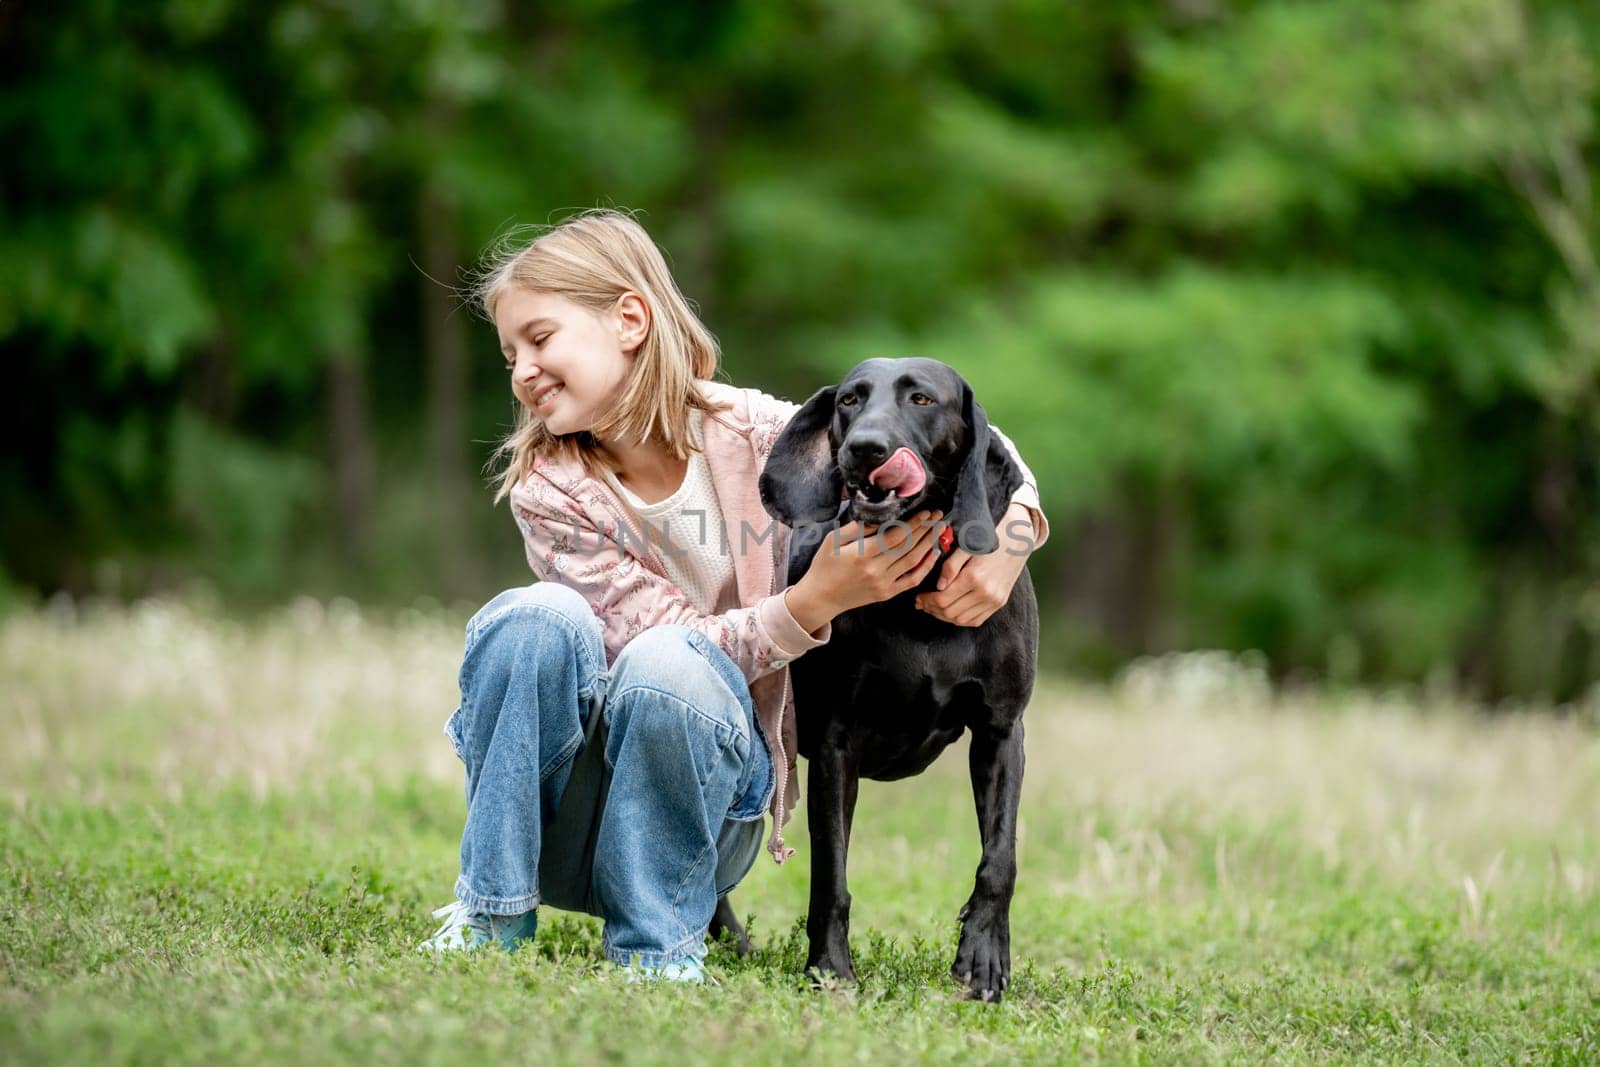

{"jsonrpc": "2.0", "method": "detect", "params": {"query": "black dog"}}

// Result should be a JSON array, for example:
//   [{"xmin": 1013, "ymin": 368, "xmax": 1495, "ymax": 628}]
[{"xmin": 758, "ymin": 357, "xmax": 1039, "ymax": 1003}]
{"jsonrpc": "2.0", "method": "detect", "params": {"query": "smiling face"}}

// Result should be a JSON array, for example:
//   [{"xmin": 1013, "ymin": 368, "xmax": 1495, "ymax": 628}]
[
  {"xmin": 831, "ymin": 358, "xmax": 971, "ymax": 525},
  {"xmin": 492, "ymin": 287, "xmax": 637, "ymax": 438}
]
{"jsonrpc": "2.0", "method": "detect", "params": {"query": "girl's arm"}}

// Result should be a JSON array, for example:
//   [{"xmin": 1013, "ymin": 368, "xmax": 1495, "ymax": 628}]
[
  {"xmin": 987, "ymin": 424, "xmax": 1049, "ymax": 551},
  {"xmin": 510, "ymin": 478, "xmax": 829, "ymax": 682}
]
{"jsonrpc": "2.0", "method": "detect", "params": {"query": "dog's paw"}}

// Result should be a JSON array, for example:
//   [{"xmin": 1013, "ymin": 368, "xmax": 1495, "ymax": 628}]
[
  {"xmin": 951, "ymin": 956, "xmax": 1009, "ymax": 1003},
  {"xmin": 951, "ymin": 915, "xmax": 1010, "ymax": 1003},
  {"xmin": 951, "ymin": 963, "xmax": 1009, "ymax": 1002},
  {"xmin": 805, "ymin": 952, "xmax": 857, "ymax": 989},
  {"xmin": 957, "ymin": 982, "xmax": 1005, "ymax": 1004}
]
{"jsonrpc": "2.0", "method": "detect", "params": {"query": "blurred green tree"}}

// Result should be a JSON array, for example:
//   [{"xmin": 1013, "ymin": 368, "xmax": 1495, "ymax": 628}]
[{"xmin": 3, "ymin": 0, "xmax": 1596, "ymax": 699}]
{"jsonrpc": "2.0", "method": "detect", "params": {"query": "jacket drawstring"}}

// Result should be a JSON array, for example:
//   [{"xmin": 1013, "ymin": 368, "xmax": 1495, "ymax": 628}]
[{"xmin": 765, "ymin": 667, "xmax": 797, "ymax": 864}]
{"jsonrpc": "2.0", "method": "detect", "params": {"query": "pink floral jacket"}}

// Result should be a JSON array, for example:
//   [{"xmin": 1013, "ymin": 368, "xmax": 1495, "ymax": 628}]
[{"xmin": 508, "ymin": 380, "xmax": 1049, "ymax": 863}]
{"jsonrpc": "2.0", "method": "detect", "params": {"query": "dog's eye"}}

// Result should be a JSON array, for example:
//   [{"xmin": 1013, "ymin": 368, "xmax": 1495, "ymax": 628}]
[
  {"xmin": 838, "ymin": 394, "xmax": 859, "ymax": 407},
  {"xmin": 910, "ymin": 393, "xmax": 934, "ymax": 406}
]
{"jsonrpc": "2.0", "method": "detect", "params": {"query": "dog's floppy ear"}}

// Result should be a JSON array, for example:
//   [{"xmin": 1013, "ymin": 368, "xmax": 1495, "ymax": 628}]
[
  {"xmin": 760, "ymin": 385, "xmax": 842, "ymax": 525},
  {"xmin": 946, "ymin": 383, "xmax": 1021, "ymax": 555}
]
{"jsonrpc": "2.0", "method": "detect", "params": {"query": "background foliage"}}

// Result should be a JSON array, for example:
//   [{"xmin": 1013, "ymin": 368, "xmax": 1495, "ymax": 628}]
[{"xmin": 5, "ymin": 0, "xmax": 1599, "ymax": 700}]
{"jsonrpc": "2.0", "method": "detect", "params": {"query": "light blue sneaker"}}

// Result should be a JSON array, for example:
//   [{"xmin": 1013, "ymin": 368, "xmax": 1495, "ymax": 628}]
[
  {"xmin": 621, "ymin": 947, "xmax": 712, "ymax": 985},
  {"xmin": 416, "ymin": 900, "xmax": 537, "ymax": 953}
]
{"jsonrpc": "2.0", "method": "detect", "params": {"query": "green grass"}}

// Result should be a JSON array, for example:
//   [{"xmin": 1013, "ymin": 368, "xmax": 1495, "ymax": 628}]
[{"xmin": 3, "ymin": 599, "xmax": 1598, "ymax": 1063}]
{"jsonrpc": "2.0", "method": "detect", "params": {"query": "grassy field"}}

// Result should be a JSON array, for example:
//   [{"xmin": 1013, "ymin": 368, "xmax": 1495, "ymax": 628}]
[{"xmin": 3, "ymin": 597, "xmax": 1598, "ymax": 1064}]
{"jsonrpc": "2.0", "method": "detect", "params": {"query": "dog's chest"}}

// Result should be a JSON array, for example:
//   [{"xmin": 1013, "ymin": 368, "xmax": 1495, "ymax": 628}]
[
  {"xmin": 831, "ymin": 603, "xmax": 980, "ymax": 697},
  {"xmin": 791, "ymin": 608, "xmax": 984, "ymax": 778}
]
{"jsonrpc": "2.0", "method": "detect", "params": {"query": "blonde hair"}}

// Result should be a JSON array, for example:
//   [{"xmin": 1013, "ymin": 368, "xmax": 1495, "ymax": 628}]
[{"xmin": 475, "ymin": 209, "xmax": 727, "ymax": 502}]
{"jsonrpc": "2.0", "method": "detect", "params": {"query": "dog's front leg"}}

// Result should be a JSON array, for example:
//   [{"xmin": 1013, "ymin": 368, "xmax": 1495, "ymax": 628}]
[
  {"xmin": 953, "ymin": 721, "xmax": 1024, "ymax": 1002},
  {"xmin": 805, "ymin": 740, "xmax": 861, "ymax": 983}
]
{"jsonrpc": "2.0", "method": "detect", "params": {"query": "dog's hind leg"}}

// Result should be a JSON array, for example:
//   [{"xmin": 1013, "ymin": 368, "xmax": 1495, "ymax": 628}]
[
  {"xmin": 805, "ymin": 742, "xmax": 861, "ymax": 983},
  {"xmin": 952, "ymin": 721, "xmax": 1024, "ymax": 1003},
  {"xmin": 708, "ymin": 894, "xmax": 752, "ymax": 957}
]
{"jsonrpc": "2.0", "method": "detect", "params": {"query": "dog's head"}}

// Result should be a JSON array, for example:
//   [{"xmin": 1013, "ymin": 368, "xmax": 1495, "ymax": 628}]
[{"xmin": 759, "ymin": 358, "xmax": 1020, "ymax": 554}]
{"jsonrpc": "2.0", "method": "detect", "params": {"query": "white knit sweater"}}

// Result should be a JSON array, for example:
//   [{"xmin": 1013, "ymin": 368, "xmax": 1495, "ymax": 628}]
[{"xmin": 602, "ymin": 414, "xmax": 738, "ymax": 615}]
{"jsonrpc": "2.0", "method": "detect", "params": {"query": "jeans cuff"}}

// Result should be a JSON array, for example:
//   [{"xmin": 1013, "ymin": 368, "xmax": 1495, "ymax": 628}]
[
  {"xmin": 602, "ymin": 926, "xmax": 707, "ymax": 968},
  {"xmin": 454, "ymin": 875, "xmax": 540, "ymax": 916}
]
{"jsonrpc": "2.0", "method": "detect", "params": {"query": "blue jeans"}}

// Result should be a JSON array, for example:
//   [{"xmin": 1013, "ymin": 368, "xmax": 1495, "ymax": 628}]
[{"xmin": 444, "ymin": 583, "xmax": 774, "ymax": 966}]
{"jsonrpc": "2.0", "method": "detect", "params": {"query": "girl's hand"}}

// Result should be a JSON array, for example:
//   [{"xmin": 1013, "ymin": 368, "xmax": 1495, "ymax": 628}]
[
  {"xmin": 785, "ymin": 510, "xmax": 943, "ymax": 631},
  {"xmin": 915, "ymin": 503, "xmax": 1033, "ymax": 627}
]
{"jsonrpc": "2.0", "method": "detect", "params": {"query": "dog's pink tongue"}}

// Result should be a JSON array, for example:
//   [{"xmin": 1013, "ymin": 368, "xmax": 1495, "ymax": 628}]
[{"xmin": 867, "ymin": 447, "xmax": 927, "ymax": 498}]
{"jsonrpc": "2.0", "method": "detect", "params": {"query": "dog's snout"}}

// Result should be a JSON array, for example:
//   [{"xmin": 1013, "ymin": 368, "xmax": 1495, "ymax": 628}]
[{"xmin": 844, "ymin": 435, "xmax": 890, "ymax": 472}]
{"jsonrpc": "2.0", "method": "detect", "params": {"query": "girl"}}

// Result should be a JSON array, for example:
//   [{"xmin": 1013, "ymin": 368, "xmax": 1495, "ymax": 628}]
[{"xmin": 418, "ymin": 209, "xmax": 1049, "ymax": 981}]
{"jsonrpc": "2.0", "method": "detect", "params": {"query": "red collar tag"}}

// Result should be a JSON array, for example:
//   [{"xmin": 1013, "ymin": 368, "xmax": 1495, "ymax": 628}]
[{"xmin": 938, "ymin": 524, "xmax": 955, "ymax": 554}]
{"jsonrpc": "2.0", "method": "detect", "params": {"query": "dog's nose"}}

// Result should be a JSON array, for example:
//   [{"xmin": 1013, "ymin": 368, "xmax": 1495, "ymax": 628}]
[{"xmin": 844, "ymin": 435, "xmax": 890, "ymax": 471}]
